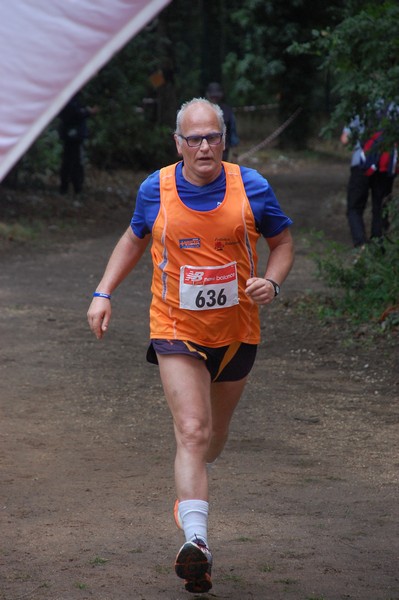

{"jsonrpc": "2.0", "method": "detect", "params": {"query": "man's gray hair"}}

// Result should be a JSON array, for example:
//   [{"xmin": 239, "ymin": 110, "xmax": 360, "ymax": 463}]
[{"xmin": 175, "ymin": 97, "xmax": 226, "ymax": 136}]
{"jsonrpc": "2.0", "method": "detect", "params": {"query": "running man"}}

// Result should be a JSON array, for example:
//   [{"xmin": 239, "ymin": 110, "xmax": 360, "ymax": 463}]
[{"xmin": 87, "ymin": 97, "xmax": 294, "ymax": 594}]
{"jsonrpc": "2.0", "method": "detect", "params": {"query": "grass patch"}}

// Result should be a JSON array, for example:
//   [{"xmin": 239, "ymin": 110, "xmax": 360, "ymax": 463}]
[
  {"xmin": 90, "ymin": 556, "xmax": 108, "ymax": 566},
  {"xmin": 75, "ymin": 582, "xmax": 88, "ymax": 590},
  {"xmin": 304, "ymin": 194, "xmax": 399, "ymax": 335},
  {"xmin": 260, "ymin": 563, "xmax": 274, "ymax": 573},
  {"xmin": 0, "ymin": 220, "xmax": 42, "ymax": 242}
]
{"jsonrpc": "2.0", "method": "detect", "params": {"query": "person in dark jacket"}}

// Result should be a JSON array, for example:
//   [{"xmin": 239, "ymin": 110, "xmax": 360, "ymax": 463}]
[
  {"xmin": 340, "ymin": 103, "xmax": 398, "ymax": 247},
  {"xmin": 58, "ymin": 94, "xmax": 98, "ymax": 195},
  {"xmin": 206, "ymin": 83, "xmax": 239, "ymax": 161}
]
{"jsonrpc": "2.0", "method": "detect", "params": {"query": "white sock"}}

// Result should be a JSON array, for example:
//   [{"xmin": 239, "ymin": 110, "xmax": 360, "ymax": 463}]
[{"xmin": 178, "ymin": 499, "xmax": 209, "ymax": 545}]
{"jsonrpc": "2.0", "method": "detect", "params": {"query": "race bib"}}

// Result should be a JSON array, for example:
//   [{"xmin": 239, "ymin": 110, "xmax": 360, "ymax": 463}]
[{"xmin": 179, "ymin": 262, "xmax": 238, "ymax": 311}]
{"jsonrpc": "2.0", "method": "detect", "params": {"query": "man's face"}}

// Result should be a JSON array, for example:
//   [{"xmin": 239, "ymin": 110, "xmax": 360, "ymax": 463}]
[{"xmin": 174, "ymin": 103, "xmax": 225, "ymax": 186}]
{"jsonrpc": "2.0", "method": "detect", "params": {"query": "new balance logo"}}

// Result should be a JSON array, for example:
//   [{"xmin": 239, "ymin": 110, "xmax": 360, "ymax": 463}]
[{"xmin": 185, "ymin": 270, "xmax": 204, "ymax": 283}]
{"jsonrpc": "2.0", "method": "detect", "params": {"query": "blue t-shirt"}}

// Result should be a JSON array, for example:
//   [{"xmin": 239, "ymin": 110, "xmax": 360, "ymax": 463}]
[{"xmin": 131, "ymin": 162, "xmax": 292, "ymax": 238}]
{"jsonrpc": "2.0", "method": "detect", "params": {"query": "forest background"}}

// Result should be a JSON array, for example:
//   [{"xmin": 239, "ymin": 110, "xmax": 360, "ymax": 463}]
[{"xmin": 2, "ymin": 0, "xmax": 399, "ymax": 334}]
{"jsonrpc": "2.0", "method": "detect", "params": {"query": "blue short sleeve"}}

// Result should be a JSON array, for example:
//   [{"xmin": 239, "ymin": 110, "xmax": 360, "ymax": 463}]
[
  {"xmin": 131, "ymin": 170, "xmax": 160, "ymax": 238},
  {"xmin": 240, "ymin": 167, "xmax": 293, "ymax": 237}
]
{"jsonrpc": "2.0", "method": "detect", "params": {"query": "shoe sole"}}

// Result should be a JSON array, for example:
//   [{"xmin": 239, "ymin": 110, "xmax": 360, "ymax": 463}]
[
  {"xmin": 175, "ymin": 542, "xmax": 209, "ymax": 580},
  {"xmin": 185, "ymin": 572, "xmax": 212, "ymax": 594}
]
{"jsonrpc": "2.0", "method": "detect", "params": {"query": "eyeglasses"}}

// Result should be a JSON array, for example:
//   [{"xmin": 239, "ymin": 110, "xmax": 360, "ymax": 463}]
[{"xmin": 178, "ymin": 133, "xmax": 223, "ymax": 147}]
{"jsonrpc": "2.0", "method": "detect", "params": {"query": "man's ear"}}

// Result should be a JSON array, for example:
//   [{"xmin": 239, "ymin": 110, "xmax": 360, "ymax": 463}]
[{"xmin": 174, "ymin": 134, "xmax": 183, "ymax": 156}]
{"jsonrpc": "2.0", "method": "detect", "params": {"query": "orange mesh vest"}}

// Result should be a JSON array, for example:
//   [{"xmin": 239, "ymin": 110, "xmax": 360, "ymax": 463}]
[{"xmin": 149, "ymin": 161, "xmax": 261, "ymax": 347}]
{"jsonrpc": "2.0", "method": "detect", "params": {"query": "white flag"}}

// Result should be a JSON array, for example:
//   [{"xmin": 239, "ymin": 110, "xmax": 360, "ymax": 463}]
[{"xmin": 0, "ymin": 0, "xmax": 171, "ymax": 181}]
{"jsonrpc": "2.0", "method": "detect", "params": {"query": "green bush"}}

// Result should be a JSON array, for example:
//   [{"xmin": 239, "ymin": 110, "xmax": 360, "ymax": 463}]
[
  {"xmin": 6, "ymin": 124, "xmax": 62, "ymax": 188},
  {"xmin": 88, "ymin": 111, "xmax": 175, "ymax": 171},
  {"xmin": 311, "ymin": 195, "xmax": 399, "ymax": 331}
]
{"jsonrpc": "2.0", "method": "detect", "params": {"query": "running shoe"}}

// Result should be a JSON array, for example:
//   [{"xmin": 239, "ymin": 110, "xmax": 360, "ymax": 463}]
[
  {"xmin": 175, "ymin": 536, "xmax": 213, "ymax": 593},
  {"xmin": 173, "ymin": 499, "xmax": 183, "ymax": 530}
]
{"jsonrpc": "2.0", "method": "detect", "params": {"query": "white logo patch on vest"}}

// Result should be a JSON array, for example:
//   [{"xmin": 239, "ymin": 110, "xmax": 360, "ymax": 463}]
[{"xmin": 179, "ymin": 262, "xmax": 239, "ymax": 310}]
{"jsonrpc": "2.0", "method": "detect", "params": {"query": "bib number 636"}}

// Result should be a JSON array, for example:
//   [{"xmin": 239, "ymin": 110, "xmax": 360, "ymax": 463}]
[
  {"xmin": 195, "ymin": 288, "xmax": 227, "ymax": 308},
  {"xmin": 179, "ymin": 262, "xmax": 239, "ymax": 311}
]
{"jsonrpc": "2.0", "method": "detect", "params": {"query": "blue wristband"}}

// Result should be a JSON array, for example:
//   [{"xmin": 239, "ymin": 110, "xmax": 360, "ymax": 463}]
[{"xmin": 93, "ymin": 292, "xmax": 111, "ymax": 299}]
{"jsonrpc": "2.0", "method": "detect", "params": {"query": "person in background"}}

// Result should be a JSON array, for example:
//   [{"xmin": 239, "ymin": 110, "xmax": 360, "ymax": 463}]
[
  {"xmin": 58, "ymin": 93, "xmax": 99, "ymax": 195},
  {"xmin": 340, "ymin": 105, "xmax": 397, "ymax": 248},
  {"xmin": 206, "ymin": 82, "xmax": 239, "ymax": 161},
  {"xmin": 87, "ymin": 97, "xmax": 294, "ymax": 594}
]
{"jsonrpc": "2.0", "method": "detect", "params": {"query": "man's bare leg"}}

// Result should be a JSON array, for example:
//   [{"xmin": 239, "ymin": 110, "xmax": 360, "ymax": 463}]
[
  {"xmin": 206, "ymin": 377, "xmax": 248, "ymax": 463},
  {"xmin": 157, "ymin": 353, "xmax": 212, "ymax": 501},
  {"xmin": 157, "ymin": 353, "xmax": 213, "ymax": 592}
]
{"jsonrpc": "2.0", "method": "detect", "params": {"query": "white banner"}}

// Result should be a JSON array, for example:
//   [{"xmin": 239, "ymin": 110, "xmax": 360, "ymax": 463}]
[{"xmin": 0, "ymin": 0, "xmax": 171, "ymax": 181}]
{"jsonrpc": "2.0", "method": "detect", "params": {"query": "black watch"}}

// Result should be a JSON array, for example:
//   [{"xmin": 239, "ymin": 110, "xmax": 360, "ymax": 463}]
[{"xmin": 266, "ymin": 278, "xmax": 280, "ymax": 297}]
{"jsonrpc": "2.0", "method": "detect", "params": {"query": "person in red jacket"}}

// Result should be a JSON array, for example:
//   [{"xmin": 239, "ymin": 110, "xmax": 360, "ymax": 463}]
[{"xmin": 341, "ymin": 108, "xmax": 397, "ymax": 248}]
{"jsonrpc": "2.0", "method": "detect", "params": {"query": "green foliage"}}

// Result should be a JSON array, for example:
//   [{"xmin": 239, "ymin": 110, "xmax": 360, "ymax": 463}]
[
  {"xmin": 74, "ymin": 581, "xmax": 88, "ymax": 590},
  {"xmin": 224, "ymin": 0, "xmax": 346, "ymax": 147},
  {"xmin": 25, "ymin": 125, "xmax": 61, "ymax": 173},
  {"xmin": 90, "ymin": 556, "xmax": 108, "ymax": 566},
  {"xmin": 15, "ymin": 0, "xmax": 397, "ymax": 176},
  {"xmin": 311, "ymin": 196, "xmax": 399, "ymax": 330},
  {"xmin": 289, "ymin": 1, "xmax": 399, "ymax": 144},
  {"xmin": 0, "ymin": 221, "xmax": 42, "ymax": 242},
  {"xmin": 14, "ymin": 124, "xmax": 62, "ymax": 186},
  {"xmin": 83, "ymin": 27, "xmax": 177, "ymax": 170},
  {"xmin": 88, "ymin": 109, "xmax": 175, "ymax": 171},
  {"xmin": 260, "ymin": 563, "xmax": 274, "ymax": 573}
]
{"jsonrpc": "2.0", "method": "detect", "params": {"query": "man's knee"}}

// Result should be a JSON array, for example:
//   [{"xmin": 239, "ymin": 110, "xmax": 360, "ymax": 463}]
[{"xmin": 177, "ymin": 416, "xmax": 211, "ymax": 449}]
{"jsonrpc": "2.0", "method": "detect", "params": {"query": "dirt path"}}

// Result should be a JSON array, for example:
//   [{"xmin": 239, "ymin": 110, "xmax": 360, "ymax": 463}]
[{"xmin": 1, "ymin": 158, "xmax": 398, "ymax": 600}]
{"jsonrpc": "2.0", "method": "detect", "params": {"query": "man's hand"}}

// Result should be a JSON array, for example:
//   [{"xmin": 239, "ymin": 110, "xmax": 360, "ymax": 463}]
[
  {"xmin": 245, "ymin": 277, "xmax": 276, "ymax": 305},
  {"xmin": 87, "ymin": 297, "xmax": 111, "ymax": 339}
]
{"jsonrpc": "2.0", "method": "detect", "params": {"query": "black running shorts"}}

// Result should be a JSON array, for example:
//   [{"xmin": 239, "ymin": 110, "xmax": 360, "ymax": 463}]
[{"xmin": 146, "ymin": 339, "xmax": 257, "ymax": 382}]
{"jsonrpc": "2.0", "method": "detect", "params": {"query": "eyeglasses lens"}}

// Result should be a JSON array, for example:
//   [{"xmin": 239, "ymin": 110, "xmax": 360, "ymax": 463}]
[{"xmin": 185, "ymin": 134, "xmax": 222, "ymax": 147}]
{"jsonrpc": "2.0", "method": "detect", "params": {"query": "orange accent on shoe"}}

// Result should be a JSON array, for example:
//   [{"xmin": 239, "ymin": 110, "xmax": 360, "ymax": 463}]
[{"xmin": 173, "ymin": 499, "xmax": 183, "ymax": 530}]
